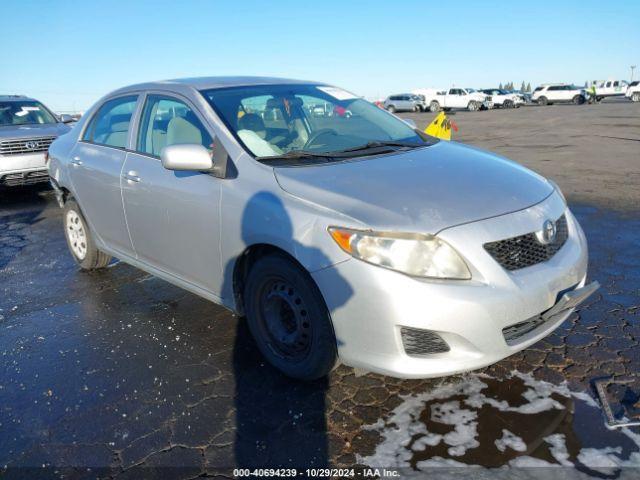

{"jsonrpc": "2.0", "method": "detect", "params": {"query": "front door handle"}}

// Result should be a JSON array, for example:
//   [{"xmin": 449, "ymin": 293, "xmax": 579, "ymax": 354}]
[
  {"xmin": 70, "ymin": 156, "xmax": 83, "ymax": 166},
  {"xmin": 123, "ymin": 171, "xmax": 141, "ymax": 183}
]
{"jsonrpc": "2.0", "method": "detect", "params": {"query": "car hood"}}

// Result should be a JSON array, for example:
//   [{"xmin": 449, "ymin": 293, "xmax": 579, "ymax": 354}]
[
  {"xmin": 0, "ymin": 123, "xmax": 70, "ymax": 140},
  {"xmin": 274, "ymin": 141, "xmax": 554, "ymax": 233}
]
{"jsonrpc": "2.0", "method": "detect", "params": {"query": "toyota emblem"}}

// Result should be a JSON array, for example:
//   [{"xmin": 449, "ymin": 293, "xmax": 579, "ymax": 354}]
[
  {"xmin": 25, "ymin": 141, "xmax": 39, "ymax": 150},
  {"xmin": 537, "ymin": 219, "xmax": 557, "ymax": 245}
]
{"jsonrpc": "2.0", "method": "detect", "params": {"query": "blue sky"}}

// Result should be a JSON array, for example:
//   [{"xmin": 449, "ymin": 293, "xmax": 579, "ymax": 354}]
[{"xmin": 2, "ymin": 0, "xmax": 638, "ymax": 112}]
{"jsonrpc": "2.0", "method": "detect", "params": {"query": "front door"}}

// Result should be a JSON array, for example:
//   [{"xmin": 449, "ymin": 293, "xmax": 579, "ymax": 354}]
[
  {"xmin": 68, "ymin": 95, "xmax": 139, "ymax": 256},
  {"xmin": 121, "ymin": 93, "xmax": 223, "ymax": 296}
]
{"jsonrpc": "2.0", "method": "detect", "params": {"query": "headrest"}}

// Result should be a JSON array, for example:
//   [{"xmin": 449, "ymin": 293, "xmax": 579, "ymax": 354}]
[
  {"xmin": 238, "ymin": 113, "xmax": 265, "ymax": 132},
  {"xmin": 166, "ymin": 116, "xmax": 202, "ymax": 146}
]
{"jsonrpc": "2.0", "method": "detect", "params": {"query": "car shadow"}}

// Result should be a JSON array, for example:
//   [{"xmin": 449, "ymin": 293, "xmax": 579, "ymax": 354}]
[{"xmin": 223, "ymin": 191, "xmax": 353, "ymax": 469}]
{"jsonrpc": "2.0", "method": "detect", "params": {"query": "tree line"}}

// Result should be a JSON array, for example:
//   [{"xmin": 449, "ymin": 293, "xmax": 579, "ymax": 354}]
[{"xmin": 498, "ymin": 81, "xmax": 532, "ymax": 92}]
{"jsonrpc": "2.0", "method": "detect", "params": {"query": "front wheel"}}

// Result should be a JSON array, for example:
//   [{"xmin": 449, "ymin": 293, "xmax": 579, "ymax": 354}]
[
  {"xmin": 244, "ymin": 255, "xmax": 338, "ymax": 380},
  {"xmin": 386, "ymin": 105, "xmax": 396, "ymax": 113},
  {"xmin": 63, "ymin": 199, "xmax": 112, "ymax": 270},
  {"xmin": 632, "ymin": 93, "xmax": 640, "ymax": 102},
  {"xmin": 467, "ymin": 101, "xmax": 480, "ymax": 111},
  {"xmin": 503, "ymin": 100, "xmax": 514, "ymax": 109},
  {"xmin": 573, "ymin": 95, "xmax": 585, "ymax": 105},
  {"xmin": 538, "ymin": 96, "xmax": 548, "ymax": 106}
]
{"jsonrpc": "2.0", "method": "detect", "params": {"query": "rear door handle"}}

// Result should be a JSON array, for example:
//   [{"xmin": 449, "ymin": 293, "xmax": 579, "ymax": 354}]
[
  {"xmin": 70, "ymin": 156, "xmax": 83, "ymax": 166},
  {"xmin": 123, "ymin": 170, "xmax": 141, "ymax": 183}
]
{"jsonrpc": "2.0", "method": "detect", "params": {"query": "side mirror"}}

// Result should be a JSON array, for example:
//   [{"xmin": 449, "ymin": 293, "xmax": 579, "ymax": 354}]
[
  {"xmin": 404, "ymin": 119, "xmax": 417, "ymax": 129},
  {"xmin": 59, "ymin": 114, "xmax": 75, "ymax": 124},
  {"xmin": 160, "ymin": 144, "xmax": 213, "ymax": 171}
]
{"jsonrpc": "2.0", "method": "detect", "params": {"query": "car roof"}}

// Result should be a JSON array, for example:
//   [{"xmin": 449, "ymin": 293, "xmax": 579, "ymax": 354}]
[
  {"xmin": 0, "ymin": 95, "xmax": 38, "ymax": 102},
  {"xmin": 110, "ymin": 76, "xmax": 326, "ymax": 96}
]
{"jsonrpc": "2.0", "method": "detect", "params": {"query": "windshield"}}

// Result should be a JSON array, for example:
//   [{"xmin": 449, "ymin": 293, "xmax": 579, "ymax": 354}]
[
  {"xmin": 200, "ymin": 84, "xmax": 430, "ymax": 163},
  {"xmin": 0, "ymin": 101, "xmax": 58, "ymax": 126}
]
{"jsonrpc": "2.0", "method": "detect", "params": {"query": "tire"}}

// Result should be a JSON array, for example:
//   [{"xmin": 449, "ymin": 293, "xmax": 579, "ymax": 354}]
[
  {"xmin": 538, "ymin": 96, "xmax": 548, "ymax": 106},
  {"xmin": 429, "ymin": 101, "xmax": 440, "ymax": 113},
  {"xmin": 503, "ymin": 100, "xmax": 514, "ymax": 109},
  {"xmin": 63, "ymin": 198, "xmax": 112, "ymax": 270},
  {"xmin": 573, "ymin": 95, "xmax": 585, "ymax": 105},
  {"xmin": 632, "ymin": 93, "xmax": 640, "ymax": 102},
  {"xmin": 467, "ymin": 101, "xmax": 479, "ymax": 111},
  {"xmin": 244, "ymin": 254, "xmax": 337, "ymax": 381},
  {"xmin": 386, "ymin": 105, "xmax": 396, "ymax": 113}
]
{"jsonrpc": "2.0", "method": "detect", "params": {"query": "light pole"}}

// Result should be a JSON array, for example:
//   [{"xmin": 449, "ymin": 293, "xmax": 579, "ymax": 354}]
[{"xmin": 632, "ymin": 66, "xmax": 636, "ymax": 82}]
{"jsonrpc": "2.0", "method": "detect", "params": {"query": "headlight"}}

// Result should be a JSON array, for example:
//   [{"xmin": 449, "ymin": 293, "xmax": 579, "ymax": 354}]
[{"xmin": 328, "ymin": 227, "xmax": 471, "ymax": 279}]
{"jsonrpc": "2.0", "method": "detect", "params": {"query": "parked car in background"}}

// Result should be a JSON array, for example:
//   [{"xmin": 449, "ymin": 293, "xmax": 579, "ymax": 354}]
[
  {"xmin": 510, "ymin": 90, "xmax": 532, "ymax": 104},
  {"xmin": 624, "ymin": 81, "xmax": 639, "ymax": 102},
  {"xmin": 413, "ymin": 87, "xmax": 490, "ymax": 112},
  {"xmin": 0, "ymin": 95, "xmax": 72, "ymax": 187},
  {"xmin": 531, "ymin": 84, "xmax": 587, "ymax": 105},
  {"xmin": 593, "ymin": 79, "xmax": 629, "ymax": 101},
  {"xmin": 481, "ymin": 89, "xmax": 524, "ymax": 108},
  {"xmin": 48, "ymin": 76, "xmax": 597, "ymax": 381},
  {"xmin": 383, "ymin": 94, "xmax": 424, "ymax": 113}
]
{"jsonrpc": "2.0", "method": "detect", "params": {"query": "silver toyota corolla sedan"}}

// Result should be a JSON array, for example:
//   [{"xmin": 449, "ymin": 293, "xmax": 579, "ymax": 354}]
[{"xmin": 48, "ymin": 77, "xmax": 598, "ymax": 380}]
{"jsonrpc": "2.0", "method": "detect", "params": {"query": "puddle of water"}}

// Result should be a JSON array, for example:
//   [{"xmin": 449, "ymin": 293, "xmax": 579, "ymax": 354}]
[{"xmin": 359, "ymin": 372, "xmax": 640, "ymax": 477}]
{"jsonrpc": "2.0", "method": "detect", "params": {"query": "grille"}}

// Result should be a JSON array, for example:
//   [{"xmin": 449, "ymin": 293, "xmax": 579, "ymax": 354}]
[
  {"xmin": 400, "ymin": 326, "xmax": 449, "ymax": 357},
  {"xmin": 1, "ymin": 170, "xmax": 49, "ymax": 186},
  {"xmin": 484, "ymin": 215, "xmax": 568, "ymax": 271},
  {"xmin": 0, "ymin": 136, "xmax": 56, "ymax": 155},
  {"xmin": 502, "ymin": 316, "xmax": 548, "ymax": 345}
]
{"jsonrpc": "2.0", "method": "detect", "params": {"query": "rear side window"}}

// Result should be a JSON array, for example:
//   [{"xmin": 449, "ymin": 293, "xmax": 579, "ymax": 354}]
[
  {"xmin": 137, "ymin": 95, "xmax": 213, "ymax": 157},
  {"xmin": 83, "ymin": 96, "xmax": 138, "ymax": 148}
]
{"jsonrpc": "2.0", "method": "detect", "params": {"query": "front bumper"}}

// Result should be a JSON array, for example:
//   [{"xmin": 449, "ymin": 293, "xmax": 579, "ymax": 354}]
[
  {"xmin": 312, "ymin": 192, "xmax": 591, "ymax": 378},
  {"xmin": 0, "ymin": 152, "xmax": 49, "ymax": 186}
]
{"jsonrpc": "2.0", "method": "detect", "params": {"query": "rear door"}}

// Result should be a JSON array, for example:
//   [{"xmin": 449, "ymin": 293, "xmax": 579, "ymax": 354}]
[
  {"xmin": 546, "ymin": 86, "xmax": 561, "ymax": 101},
  {"xmin": 68, "ymin": 95, "xmax": 139, "ymax": 256},
  {"xmin": 121, "ymin": 93, "xmax": 224, "ymax": 295},
  {"xmin": 447, "ymin": 89, "xmax": 465, "ymax": 108}
]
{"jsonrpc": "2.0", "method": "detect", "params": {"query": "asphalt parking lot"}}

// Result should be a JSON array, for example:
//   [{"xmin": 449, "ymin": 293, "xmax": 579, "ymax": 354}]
[{"xmin": 1, "ymin": 101, "xmax": 639, "ymax": 478}]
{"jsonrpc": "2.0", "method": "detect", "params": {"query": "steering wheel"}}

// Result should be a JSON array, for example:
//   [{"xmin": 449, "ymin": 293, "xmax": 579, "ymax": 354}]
[{"xmin": 304, "ymin": 129, "xmax": 338, "ymax": 150}]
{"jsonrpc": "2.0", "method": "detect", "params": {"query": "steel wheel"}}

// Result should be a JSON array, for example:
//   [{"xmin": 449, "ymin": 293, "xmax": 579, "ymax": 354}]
[
  {"xmin": 65, "ymin": 210, "xmax": 88, "ymax": 260},
  {"xmin": 258, "ymin": 278, "xmax": 312, "ymax": 361}
]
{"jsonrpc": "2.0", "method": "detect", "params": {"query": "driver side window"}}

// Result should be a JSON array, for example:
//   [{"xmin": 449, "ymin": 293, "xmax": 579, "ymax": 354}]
[{"xmin": 137, "ymin": 95, "xmax": 212, "ymax": 157}]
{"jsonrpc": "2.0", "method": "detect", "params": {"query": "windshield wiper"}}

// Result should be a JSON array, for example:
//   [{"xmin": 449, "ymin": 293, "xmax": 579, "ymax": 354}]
[
  {"xmin": 337, "ymin": 141, "xmax": 425, "ymax": 153},
  {"xmin": 257, "ymin": 141, "xmax": 427, "ymax": 163},
  {"xmin": 256, "ymin": 150, "xmax": 335, "ymax": 162}
]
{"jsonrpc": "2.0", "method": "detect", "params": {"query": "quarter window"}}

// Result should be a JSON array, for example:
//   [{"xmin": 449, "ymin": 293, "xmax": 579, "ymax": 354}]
[
  {"xmin": 137, "ymin": 95, "xmax": 213, "ymax": 157},
  {"xmin": 83, "ymin": 96, "xmax": 138, "ymax": 148}
]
